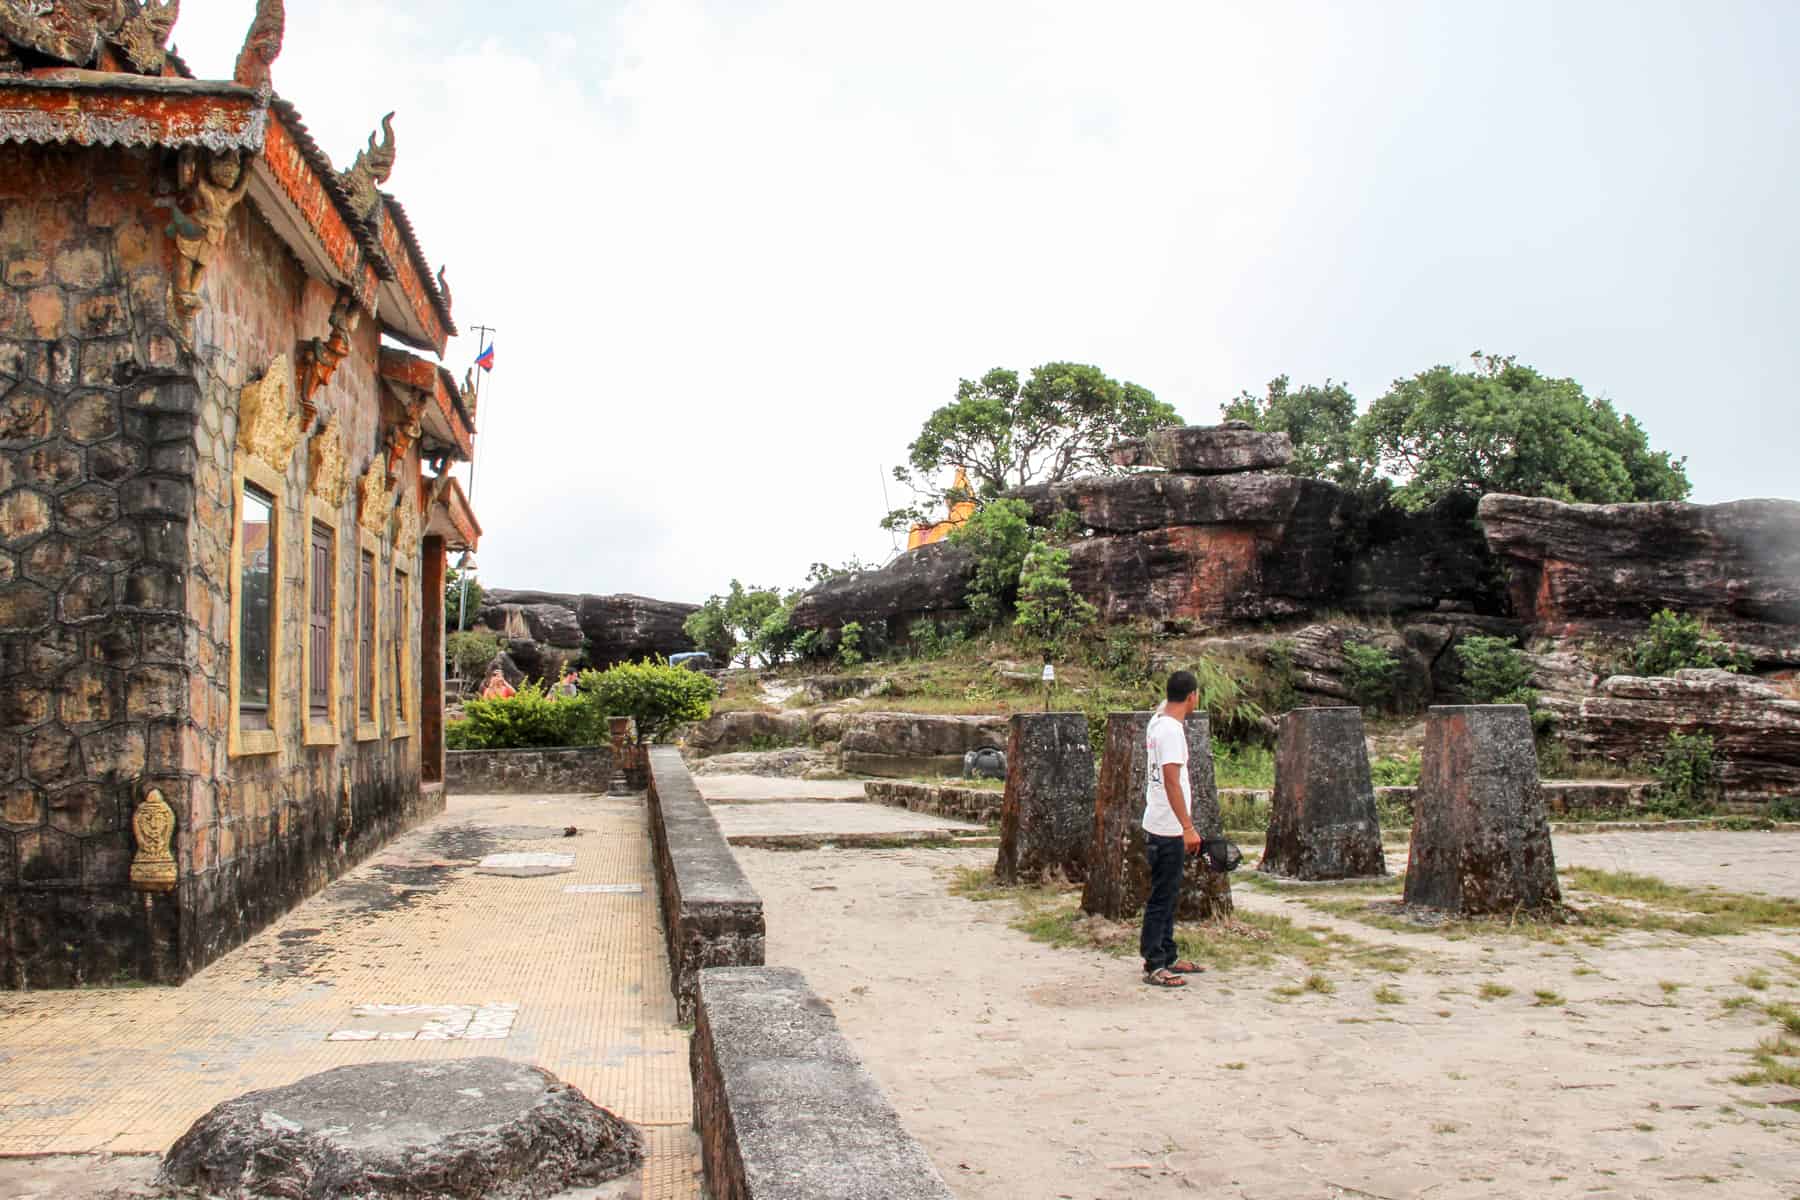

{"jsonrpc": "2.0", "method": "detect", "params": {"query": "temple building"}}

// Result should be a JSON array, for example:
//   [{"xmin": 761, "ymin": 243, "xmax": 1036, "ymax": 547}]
[
  {"xmin": 906, "ymin": 466, "xmax": 977, "ymax": 550},
  {"xmin": 0, "ymin": 0, "xmax": 481, "ymax": 985}
]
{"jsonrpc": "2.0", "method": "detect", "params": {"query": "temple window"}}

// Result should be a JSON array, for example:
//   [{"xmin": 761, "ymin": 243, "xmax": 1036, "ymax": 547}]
[
  {"xmin": 391, "ymin": 567, "xmax": 412, "ymax": 735},
  {"xmin": 303, "ymin": 517, "xmax": 339, "ymax": 744},
  {"xmin": 356, "ymin": 541, "xmax": 382, "ymax": 740},
  {"xmin": 229, "ymin": 467, "xmax": 284, "ymax": 757}
]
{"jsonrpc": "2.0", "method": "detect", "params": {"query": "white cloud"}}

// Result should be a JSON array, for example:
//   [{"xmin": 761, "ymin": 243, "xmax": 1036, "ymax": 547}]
[{"xmin": 170, "ymin": 0, "xmax": 1800, "ymax": 604}]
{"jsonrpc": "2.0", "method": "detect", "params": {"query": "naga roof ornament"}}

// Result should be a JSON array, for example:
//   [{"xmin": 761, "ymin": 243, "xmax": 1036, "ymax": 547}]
[
  {"xmin": 340, "ymin": 111, "xmax": 395, "ymax": 221},
  {"xmin": 113, "ymin": 0, "xmax": 176, "ymax": 73},
  {"xmin": 232, "ymin": 0, "xmax": 283, "ymax": 92},
  {"xmin": 1, "ymin": 0, "xmax": 116, "ymax": 68}
]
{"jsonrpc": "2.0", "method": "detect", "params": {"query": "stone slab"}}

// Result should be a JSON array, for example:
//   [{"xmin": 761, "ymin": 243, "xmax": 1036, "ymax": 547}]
[
  {"xmin": 159, "ymin": 1058, "xmax": 641, "ymax": 1199},
  {"xmin": 863, "ymin": 780, "xmax": 1005, "ymax": 824},
  {"xmin": 691, "ymin": 966, "xmax": 953, "ymax": 1200},
  {"xmin": 647, "ymin": 748, "xmax": 767, "ymax": 1023},
  {"xmin": 1259, "ymin": 707, "xmax": 1387, "ymax": 880},
  {"xmin": 995, "ymin": 713, "xmax": 1095, "ymax": 884},
  {"xmin": 1080, "ymin": 711, "xmax": 1232, "ymax": 920},
  {"xmin": 710, "ymin": 802, "xmax": 983, "ymax": 840},
  {"xmin": 1109, "ymin": 422, "xmax": 1294, "ymax": 474},
  {"xmin": 1404, "ymin": 705, "xmax": 1561, "ymax": 915}
]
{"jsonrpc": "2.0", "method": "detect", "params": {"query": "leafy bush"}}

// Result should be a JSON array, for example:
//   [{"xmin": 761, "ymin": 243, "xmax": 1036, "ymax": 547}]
[
  {"xmin": 1190, "ymin": 657, "xmax": 1267, "ymax": 743},
  {"xmin": 1342, "ymin": 642, "xmax": 1399, "ymax": 712},
  {"xmin": 1013, "ymin": 542, "xmax": 1097, "ymax": 653},
  {"xmin": 1630, "ymin": 610, "xmax": 1751, "ymax": 677},
  {"xmin": 579, "ymin": 659, "xmax": 717, "ymax": 744},
  {"xmin": 1370, "ymin": 752, "xmax": 1422, "ymax": 787},
  {"xmin": 1213, "ymin": 740, "xmax": 1275, "ymax": 789},
  {"xmin": 1454, "ymin": 636, "xmax": 1535, "ymax": 703},
  {"xmin": 445, "ymin": 681, "xmax": 601, "ymax": 750},
  {"xmin": 948, "ymin": 498, "xmax": 1035, "ymax": 624},
  {"xmin": 1255, "ymin": 639, "xmax": 1300, "ymax": 715},
  {"xmin": 1769, "ymin": 796, "xmax": 1800, "ymax": 822},
  {"xmin": 446, "ymin": 630, "xmax": 504, "ymax": 687},
  {"xmin": 910, "ymin": 618, "xmax": 971, "ymax": 659},
  {"xmin": 1647, "ymin": 731, "xmax": 1722, "ymax": 817},
  {"xmin": 837, "ymin": 621, "xmax": 865, "ymax": 667}
]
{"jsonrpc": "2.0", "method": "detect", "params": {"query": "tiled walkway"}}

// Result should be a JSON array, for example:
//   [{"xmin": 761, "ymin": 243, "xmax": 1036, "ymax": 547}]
[{"xmin": 0, "ymin": 792, "xmax": 700, "ymax": 1198}]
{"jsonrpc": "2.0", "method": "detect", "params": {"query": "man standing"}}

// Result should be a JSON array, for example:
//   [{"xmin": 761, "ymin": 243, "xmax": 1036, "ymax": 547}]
[{"xmin": 1141, "ymin": 670, "xmax": 1205, "ymax": 988}]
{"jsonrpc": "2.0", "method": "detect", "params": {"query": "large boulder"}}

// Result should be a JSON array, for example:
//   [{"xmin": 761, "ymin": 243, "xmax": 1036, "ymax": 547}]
[
  {"xmin": 685, "ymin": 709, "xmax": 818, "ymax": 755},
  {"xmin": 788, "ymin": 542, "xmax": 974, "ymax": 632},
  {"xmin": 1008, "ymin": 471, "xmax": 1347, "ymax": 536},
  {"xmin": 1109, "ymin": 422, "xmax": 1294, "ymax": 474},
  {"xmin": 159, "ymin": 1058, "xmax": 640, "ymax": 1199},
  {"xmin": 1478, "ymin": 495, "xmax": 1800, "ymax": 659},
  {"xmin": 479, "ymin": 589, "xmax": 699, "ymax": 669},
  {"xmin": 838, "ymin": 712, "xmax": 1010, "ymax": 778},
  {"xmin": 1565, "ymin": 669, "xmax": 1800, "ymax": 801}
]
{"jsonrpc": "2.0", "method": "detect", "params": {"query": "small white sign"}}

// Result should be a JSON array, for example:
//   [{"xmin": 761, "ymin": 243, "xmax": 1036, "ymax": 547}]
[{"xmin": 1041, "ymin": 664, "xmax": 1056, "ymax": 683}]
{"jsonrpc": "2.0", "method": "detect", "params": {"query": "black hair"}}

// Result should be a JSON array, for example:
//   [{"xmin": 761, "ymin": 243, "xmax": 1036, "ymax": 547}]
[{"xmin": 1166, "ymin": 669, "xmax": 1198, "ymax": 704}]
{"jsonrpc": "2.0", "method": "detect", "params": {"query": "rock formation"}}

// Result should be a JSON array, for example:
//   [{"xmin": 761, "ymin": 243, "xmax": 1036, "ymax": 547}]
[
  {"xmin": 1479, "ymin": 494, "xmax": 1800, "ymax": 660},
  {"xmin": 477, "ymin": 589, "xmax": 699, "ymax": 670},
  {"xmin": 160, "ymin": 1058, "xmax": 641, "ymax": 1199},
  {"xmin": 788, "ymin": 541, "xmax": 973, "ymax": 631},
  {"xmin": 1259, "ymin": 707, "xmax": 1387, "ymax": 880},
  {"xmin": 994, "ymin": 713, "xmax": 1095, "ymax": 885},
  {"xmin": 1081, "ymin": 711, "xmax": 1232, "ymax": 921},
  {"xmin": 838, "ymin": 712, "xmax": 1010, "ymax": 778},
  {"xmin": 1404, "ymin": 705, "xmax": 1561, "ymax": 915},
  {"xmin": 1564, "ymin": 669, "xmax": 1800, "ymax": 799},
  {"xmin": 1109, "ymin": 422, "xmax": 1294, "ymax": 473}
]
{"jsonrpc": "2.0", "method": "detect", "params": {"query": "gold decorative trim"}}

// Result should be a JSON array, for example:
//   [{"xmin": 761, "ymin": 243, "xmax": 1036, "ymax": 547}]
[
  {"xmin": 229, "ymin": 455, "xmax": 285, "ymax": 758},
  {"xmin": 307, "ymin": 410, "xmax": 348, "ymax": 507},
  {"xmin": 356, "ymin": 457, "xmax": 392, "ymax": 536},
  {"xmin": 129, "ymin": 788, "xmax": 177, "ymax": 893},
  {"xmin": 392, "ymin": 487, "xmax": 421, "ymax": 562},
  {"xmin": 237, "ymin": 353, "xmax": 304, "ymax": 473}
]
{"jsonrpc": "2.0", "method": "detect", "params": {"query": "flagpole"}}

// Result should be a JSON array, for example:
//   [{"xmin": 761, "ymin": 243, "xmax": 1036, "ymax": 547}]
[{"xmin": 459, "ymin": 323, "xmax": 497, "ymax": 633}]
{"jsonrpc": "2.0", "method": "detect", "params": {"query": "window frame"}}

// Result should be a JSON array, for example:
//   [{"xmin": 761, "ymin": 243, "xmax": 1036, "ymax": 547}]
[
  {"xmin": 355, "ymin": 529, "xmax": 383, "ymax": 742},
  {"xmin": 390, "ymin": 561, "xmax": 413, "ymax": 737},
  {"xmin": 303, "ymin": 504, "xmax": 341, "ymax": 746},
  {"xmin": 228, "ymin": 459, "xmax": 285, "ymax": 758}
]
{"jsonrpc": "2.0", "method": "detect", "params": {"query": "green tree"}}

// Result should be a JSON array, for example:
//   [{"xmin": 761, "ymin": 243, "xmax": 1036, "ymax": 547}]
[
  {"xmin": 683, "ymin": 580, "xmax": 789, "ymax": 666},
  {"xmin": 1222, "ymin": 375, "xmax": 1373, "ymax": 490},
  {"xmin": 883, "ymin": 362, "xmax": 1178, "ymax": 531},
  {"xmin": 579, "ymin": 659, "xmax": 717, "ymax": 745},
  {"xmin": 1014, "ymin": 542, "xmax": 1097, "ymax": 653},
  {"xmin": 446, "ymin": 630, "xmax": 505, "ymax": 688},
  {"xmin": 1355, "ymin": 353, "xmax": 1690, "ymax": 511},
  {"xmin": 445, "ymin": 567, "xmax": 483, "ymax": 630},
  {"xmin": 948, "ymin": 498, "xmax": 1035, "ymax": 624}
]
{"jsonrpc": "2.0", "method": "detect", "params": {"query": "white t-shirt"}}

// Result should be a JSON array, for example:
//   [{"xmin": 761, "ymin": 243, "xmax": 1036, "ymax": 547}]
[{"xmin": 1141, "ymin": 709, "xmax": 1191, "ymax": 837}]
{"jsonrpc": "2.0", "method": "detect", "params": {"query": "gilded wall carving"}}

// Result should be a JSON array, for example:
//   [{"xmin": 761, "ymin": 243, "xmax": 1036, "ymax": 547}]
[
  {"xmin": 236, "ymin": 353, "xmax": 304, "ymax": 471},
  {"xmin": 307, "ymin": 410, "xmax": 348, "ymax": 507}
]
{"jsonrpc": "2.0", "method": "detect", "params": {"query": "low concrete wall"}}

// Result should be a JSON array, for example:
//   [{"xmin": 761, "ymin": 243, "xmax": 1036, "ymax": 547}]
[
  {"xmin": 445, "ymin": 747, "xmax": 616, "ymax": 795},
  {"xmin": 863, "ymin": 780, "xmax": 1004, "ymax": 824},
  {"xmin": 692, "ymin": 966, "xmax": 954, "ymax": 1200},
  {"xmin": 646, "ymin": 748, "xmax": 766, "ymax": 1022}
]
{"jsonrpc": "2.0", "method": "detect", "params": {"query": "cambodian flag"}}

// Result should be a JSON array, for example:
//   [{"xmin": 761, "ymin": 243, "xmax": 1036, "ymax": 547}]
[{"xmin": 475, "ymin": 343, "xmax": 495, "ymax": 372}]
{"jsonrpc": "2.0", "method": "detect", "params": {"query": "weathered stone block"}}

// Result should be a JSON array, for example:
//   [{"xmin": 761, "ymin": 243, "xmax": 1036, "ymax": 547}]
[
  {"xmin": 1110, "ymin": 422, "xmax": 1295, "ymax": 474},
  {"xmin": 126, "ymin": 664, "xmax": 183, "ymax": 719},
  {"xmin": 994, "ymin": 712, "xmax": 1094, "ymax": 885},
  {"xmin": 24, "ymin": 727, "xmax": 74, "ymax": 782},
  {"xmin": 0, "ymin": 383, "xmax": 53, "ymax": 445},
  {"xmin": 0, "ymin": 677, "xmax": 50, "ymax": 728},
  {"xmin": 1403, "ymin": 705, "xmax": 1561, "ymax": 915},
  {"xmin": 17, "ymin": 826, "xmax": 80, "ymax": 883},
  {"xmin": 57, "ymin": 483, "xmax": 118, "ymax": 531},
  {"xmin": 1259, "ymin": 707, "xmax": 1387, "ymax": 880},
  {"xmin": 48, "ymin": 782, "xmax": 112, "ymax": 836},
  {"xmin": 120, "ymin": 476, "xmax": 190, "ymax": 519},
  {"xmin": 59, "ymin": 570, "xmax": 113, "ymax": 621},
  {"xmin": 692, "ymin": 967, "xmax": 954, "ymax": 1200},
  {"xmin": 51, "ymin": 246, "xmax": 104, "ymax": 289},
  {"xmin": 1080, "ymin": 711, "xmax": 1232, "ymax": 921},
  {"xmin": 124, "ymin": 564, "xmax": 180, "ymax": 610},
  {"xmin": 1, "ymin": 779, "xmax": 43, "ymax": 828},
  {"xmin": 22, "ymin": 535, "xmax": 77, "ymax": 584},
  {"xmin": 0, "ymin": 487, "xmax": 50, "ymax": 545},
  {"xmin": 82, "ymin": 724, "xmax": 145, "ymax": 779},
  {"xmin": 57, "ymin": 664, "xmax": 116, "ymax": 726},
  {"xmin": 65, "ymin": 392, "xmax": 118, "ymax": 443},
  {"xmin": 24, "ymin": 442, "xmax": 83, "ymax": 490},
  {"xmin": 0, "ymin": 579, "xmax": 52, "ymax": 631},
  {"xmin": 161, "ymin": 1059, "xmax": 642, "ymax": 1199}
]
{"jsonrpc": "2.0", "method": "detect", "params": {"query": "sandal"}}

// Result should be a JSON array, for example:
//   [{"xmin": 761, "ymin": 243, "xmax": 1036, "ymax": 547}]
[
  {"xmin": 1168, "ymin": 960, "xmax": 1205, "ymax": 974},
  {"xmin": 1144, "ymin": 967, "xmax": 1187, "ymax": 988}
]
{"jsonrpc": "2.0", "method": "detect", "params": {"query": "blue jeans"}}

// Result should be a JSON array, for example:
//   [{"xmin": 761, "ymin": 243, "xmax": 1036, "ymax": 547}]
[{"xmin": 1140, "ymin": 832, "xmax": 1184, "ymax": 972}]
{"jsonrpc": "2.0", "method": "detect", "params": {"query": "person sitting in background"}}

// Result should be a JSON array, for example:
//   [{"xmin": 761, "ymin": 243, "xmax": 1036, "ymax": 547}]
[
  {"xmin": 558, "ymin": 670, "xmax": 579, "ymax": 698},
  {"xmin": 480, "ymin": 665, "xmax": 516, "ymax": 700}
]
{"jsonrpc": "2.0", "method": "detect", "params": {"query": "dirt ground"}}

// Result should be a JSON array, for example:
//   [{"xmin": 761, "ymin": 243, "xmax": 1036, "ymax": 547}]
[{"xmin": 738, "ymin": 832, "xmax": 1800, "ymax": 1200}]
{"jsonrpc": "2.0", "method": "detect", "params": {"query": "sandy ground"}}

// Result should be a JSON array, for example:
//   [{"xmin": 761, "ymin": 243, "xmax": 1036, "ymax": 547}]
[{"xmin": 738, "ymin": 827, "xmax": 1800, "ymax": 1200}]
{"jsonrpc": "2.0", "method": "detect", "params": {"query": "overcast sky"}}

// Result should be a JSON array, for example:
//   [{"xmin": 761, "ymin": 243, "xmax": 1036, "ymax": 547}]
[{"xmin": 172, "ymin": 0, "xmax": 1798, "ymax": 603}]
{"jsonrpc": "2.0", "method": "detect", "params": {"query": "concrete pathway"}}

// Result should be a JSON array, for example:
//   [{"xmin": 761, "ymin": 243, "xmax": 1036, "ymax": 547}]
[
  {"xmin": 1554, "ymin": 829, "xmax": 1800, "ymax": 899},
  {"xmin": 690, "ymin": 774, "xmax": 873, "ymax": 804},
  {"xmin": 0, "ymin": 792, "xmax": 699, "ymax": 1199}
]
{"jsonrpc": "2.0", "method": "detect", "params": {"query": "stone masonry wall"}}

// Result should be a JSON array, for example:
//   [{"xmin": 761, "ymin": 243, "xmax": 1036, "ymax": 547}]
[
  {"xmin": 0, "ymin": 145, "xmax": 190, "ymax": 986},
  {"xmin": 174, "ymin": 189, "xmax": 433, "ymax": 978}
]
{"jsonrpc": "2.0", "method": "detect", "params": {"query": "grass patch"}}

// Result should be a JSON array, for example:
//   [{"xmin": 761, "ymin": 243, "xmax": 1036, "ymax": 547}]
[
  {"xmin": 1237, "ymin": 871, "xmax": 1403, "ymax": 897},
  {"xmin": 1562, "ymin": 868, "xmax": 1800, "ymax": 936},
  {"xmin": 1741, "ymin": 971, "xmax": 1773, "ymax": 992},
  {"xmin": 1304, "ymin": 972, "xmax": 1335, "ymax": 995},
  {"xmin": 1479, "ymin": 983, "xmax": 1514, "ymax": 1001},
  {"xmin": 1732, "ymin": 1037, "xmax": 1800, "ymax": 1090},
  {"xmin": 1764, "ymin": 1003, "xmax": 1800, "ymax": 1036},
  {"xmin": 1374, "ymin": 984, "xmax": 1405, "ymax": 1005},
  {"xmin": 1721, "ymin": 996, "xmax": 1756, "ymax": 1014},
  {"xmin": 1658, "ymin": 980, "xmax": 1681, "ymax": 995},
  {"xmin": 1533, "ymin": 989, "xmax": 1566, "ymax": 1007}
]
